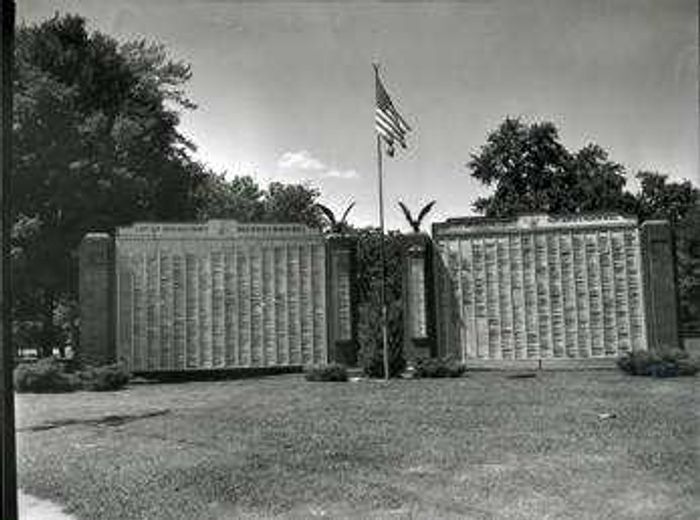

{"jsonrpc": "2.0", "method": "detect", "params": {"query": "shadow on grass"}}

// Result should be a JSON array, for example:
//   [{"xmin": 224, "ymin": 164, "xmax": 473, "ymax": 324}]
[{"xmin": 19, "ymin": 409, "xmax": 171, "ymax": 432}]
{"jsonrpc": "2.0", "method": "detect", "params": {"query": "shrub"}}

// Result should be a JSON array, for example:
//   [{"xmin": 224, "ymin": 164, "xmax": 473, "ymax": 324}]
[
  {"xmin": 80, "ymin": 363, "xmax": 131, "ymax": 391},
  {"xmin": 617, "ymin": 348, "xmax": 699, "ymax": 377},
  {"xmin": 304, "ymin": 363, "xmax": 348, "ymax": 382},
  {"xmin": 414, "ymin": 356, "xmax": 466, "ymax": 378},
  {"xmin": 14, "ymin": 357, "xmax": 78, "ymax": 393},
  {"xmin": 354, "ymin": 229, "xmax": 406, "ymax": 378}
]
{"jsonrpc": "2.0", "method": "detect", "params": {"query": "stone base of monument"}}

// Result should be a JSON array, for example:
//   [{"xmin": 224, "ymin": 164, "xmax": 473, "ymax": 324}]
[
  {"xmin": 132, "ymin": 365, "xmax": 305, "ymax": 382},
  {"xmin": 466, "ymin": 357, "xmax": 618, "ymax": 371}
]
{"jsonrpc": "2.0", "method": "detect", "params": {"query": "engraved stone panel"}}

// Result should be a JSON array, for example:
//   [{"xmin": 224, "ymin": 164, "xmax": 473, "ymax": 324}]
[
  {"xmin": 432, "ymin": 214, "xmax": 648, "ymax": 362},
  {"xmin": 112, "ymin": 221, "xmax": 327, "ymax": 371},
  {"xmin": 407, "ymin": 255, "xmax": 427, "ymax": 338}
]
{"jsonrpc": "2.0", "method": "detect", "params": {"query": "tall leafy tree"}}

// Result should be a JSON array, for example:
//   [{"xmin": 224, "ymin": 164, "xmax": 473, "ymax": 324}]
[
  {"xmin": 194, "ymin": 173, "xmax": 266, "ymax": 222},
  {"xmin": 12, "ymin": 14, "xmax": 203, "ymax": 355},
  {"xmin": 194, "ymin": 174, "xmax": 325, "ymax": 229},
  {"xmin": 468, "ymin": 117, "xmax": 636, "ymax": 216},
  {"xmin": 263, "ymin": 182, "xmax": 324, "ymax": 229}
]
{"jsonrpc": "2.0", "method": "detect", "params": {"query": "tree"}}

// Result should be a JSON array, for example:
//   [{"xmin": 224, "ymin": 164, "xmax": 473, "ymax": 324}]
[
  {"xmin": 12, "ymin": 14, "xmax": 204, "ymax": 355},
  {"xmin": 194, "ymin": 173, "xmax": 265, "ymax": 222},
  {"xmin": 194, "ymin": 173, "xmax": 325, "ymax": 229},
  {"xmin": 263, "ymin": 182, "xmax": 324, "ymax": 229},
  {"xmin": 674, "ymin": 202, "xmax": 700, "ymax": 332},
  {"xmin": 467, "ymin": 117, "xmax": 636, "ymax": 216},
  {"xmin": 635, "ymin": 171, "xmax": 699, "ymax": 224}
]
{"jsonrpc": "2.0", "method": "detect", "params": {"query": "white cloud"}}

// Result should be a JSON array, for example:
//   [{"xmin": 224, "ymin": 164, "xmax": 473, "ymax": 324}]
[
  {"xmin": 277, "ymin": 150, "xmax": 325, "ymax": 171},
  {"xmin": 276, "ymin": 150, "xmax": 360, "ymax": 181},
  {"xmin": 325, "ymin": 169, "xmax": 359, "ymax": 179}
]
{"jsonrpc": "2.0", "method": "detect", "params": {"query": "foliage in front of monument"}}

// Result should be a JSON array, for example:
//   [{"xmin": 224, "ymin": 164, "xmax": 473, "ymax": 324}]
[
  {"xmin": 675, "ymin": 204, "xmax": 700, "ymax": 333},
  {"xmin": 617, "ymin": 348, "xmax": 699, "ymax": 377},
  {"xmin": 304, "ymin": 363, "xmax": 349, "ymax": 382},
  {"xmin": 79, "ymin": 363, "xmax": 132, "ymax": 391},
  {"xmin": 14, "ymin": 358, "xmax": 131, "ymax": 393},
  {"xmin": 13, "ymin": 358, "xmax": 78, "ymax": 393},
  {"xmin": 414, "ymin": 356, "xmax": 466, "ymax": 378},
  {"xmin": 354, "ymin": 229, "xmax": 406, "ymax": 378},
  {"xmin": 467, "ymin": 117, "xmax": 700, "ymax": 331}
]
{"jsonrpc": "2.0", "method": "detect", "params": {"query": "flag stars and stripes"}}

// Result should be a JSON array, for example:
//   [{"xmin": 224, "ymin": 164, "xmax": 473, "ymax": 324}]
[{"xmin": 375, "ymin": 68, "xmax": 411, "ymax": 157}]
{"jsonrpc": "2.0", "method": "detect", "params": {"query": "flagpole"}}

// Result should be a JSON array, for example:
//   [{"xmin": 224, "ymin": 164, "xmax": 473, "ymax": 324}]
[{"xmin": 374, "ymin": 64, "xmax": 390, "ymax": 382}]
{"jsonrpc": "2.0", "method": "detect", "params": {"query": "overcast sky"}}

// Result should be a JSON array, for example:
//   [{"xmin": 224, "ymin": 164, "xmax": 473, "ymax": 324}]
[{"xmin": 20, "ymin": 0, "xmax": 699, "ymax": 231}]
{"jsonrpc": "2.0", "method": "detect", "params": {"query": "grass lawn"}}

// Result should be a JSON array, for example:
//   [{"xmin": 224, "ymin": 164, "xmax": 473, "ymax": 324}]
[{"xmin": 16, "ymin": 371, "xmax": 698, "ymax": 520}]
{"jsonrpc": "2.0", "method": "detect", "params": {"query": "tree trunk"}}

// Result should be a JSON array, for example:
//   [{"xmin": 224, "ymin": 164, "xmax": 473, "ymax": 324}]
[{"xmin": 38, "ymin": 291, "xmax": 56, "ymax": 358}]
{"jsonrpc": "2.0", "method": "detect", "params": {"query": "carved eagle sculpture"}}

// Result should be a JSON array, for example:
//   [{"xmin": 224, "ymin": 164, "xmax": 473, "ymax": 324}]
[
  {"xmin": 316, "ymin": 201, "xmax": 355, "ymax": 233},
  {"xmin": 398, "ymin": 200, "xmax": 436, "ymax": 233}
]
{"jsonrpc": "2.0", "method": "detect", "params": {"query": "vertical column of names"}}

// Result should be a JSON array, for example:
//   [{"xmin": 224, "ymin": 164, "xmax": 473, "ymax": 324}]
[
  {"xmin": 223, "ymin": 248, "xmax": 238, "ymax": 367},
  {"xmin": 499, "ymin": 235, "xmax": 514, "ymax": 359},
  {"xmin": 237, "ymin": 245, "xmax": 251, "ymax": 366},
  {"xmin": 287, "ymin": 243, "xmax": 302, "ymax": 364},
  {"xmin": 250, "ymin": 245, "xmax": 263, "ymax": 365},
  {"xmin": 312, "ymin": 243, "xmax": 327, "ymax": 363},
  {"xmin": 560, "ymin": 233, "xmax": 576, "ymax": 358},
  {"xmin": 535, "ymin": 232, "xmax": 551, "ymax": 357},
  {"xmin": 460, "ymin": 240, "xmax": 475, "ymax": 359},
  {"xmin": 522, "ymin": 234, "xmax": 539, "ymax": 358},
  {"xmin": 510, "ymin": 234, "xmax": 526, "ymax": 359},
  {"xmin": 275, "ymin": 245, "xmax": 289, "ymax": 365},
  {"xmin": 262, "ymin": 245, "xmax": 275, "ymax": 365},
  {"xmin": 484, "ymin": 237, "xmax": 500, "ymax": 359},
  {"xmin": 159, "ymin": 251, "xmax": 173, "ymax": 369},
  {"xmin": 625, "ymin": 230, "xmax": 645, "ymax": 350},
  {"xmin": 172, "ymin": 253, "xmax": 185, "ymax": 369},
  {"xmin": 300, "ymin": 244, "xmax": 313, "ymax": 363},
  {"xmin": 547, "ymin": 234, "xmax": 564, "ymax": 357},
  {"xmin": 611, "ymin": 230, "xmax": 631, "ymax": 354},
  {"xmin": 572, "ymin": 232, "xmax": 590, "ymax": 358},
  {"xmin": 211, "ymin": 251, "xmax": 225, "ymax": 367},
  {"xmin": 599, "ymin": 232, "xmax": 616, "ymax": 356}
]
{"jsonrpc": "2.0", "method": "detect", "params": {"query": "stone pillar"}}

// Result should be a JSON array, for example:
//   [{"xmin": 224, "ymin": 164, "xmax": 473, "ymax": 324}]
[
  {"xmin": 402, "ymin": 233, "xmax": 436, "ymax": 362},
  {"xmin": 79, "ymin": 233, "xmax": 116, "ymax": 365},
  {"xmin": 326, "ymin": 235, "xmax": 357, "ymax": 366},
  {"xmin": 640, "ymin": 220, "xmax": 680, "ymax": 352}
]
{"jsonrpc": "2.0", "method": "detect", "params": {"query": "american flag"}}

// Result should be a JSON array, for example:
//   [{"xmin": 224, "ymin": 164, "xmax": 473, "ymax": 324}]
[{"xmin": 375, "ymin": 71, "xmax": 411, "ymax": 157}]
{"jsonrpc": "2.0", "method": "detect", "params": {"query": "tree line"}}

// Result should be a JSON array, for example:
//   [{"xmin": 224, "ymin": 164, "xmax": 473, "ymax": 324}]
[{"xmin": 11, "ymin": 14, "xmax": 699, "ymax": 356}]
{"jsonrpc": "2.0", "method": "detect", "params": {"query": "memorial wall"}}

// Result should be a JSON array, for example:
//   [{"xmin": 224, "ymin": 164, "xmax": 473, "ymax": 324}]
[
  {"xmin": 80, "ymin": 213, "xmax": 679, "ymax": 371},
  {"xmin": 432, "ymin": 214, "xmax": 652, "ymax": 361},
  {"xmin": 81, "ymin": 220, "xmax": 332, "ymax": 371}
]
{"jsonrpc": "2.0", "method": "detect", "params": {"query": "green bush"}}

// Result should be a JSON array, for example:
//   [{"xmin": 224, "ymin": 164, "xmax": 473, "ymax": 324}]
[
  {"xmin": 414, "ymin": 356, "xmax": 466, "ymax": 378},
  {"xmin": 80, "ymin": 363, "xmax": 131, "ymax": 391},
  {"xmin": 14, "ymin": 358, "xmax": 131, "ymax": 392},
  {"xmin": 617, "ymin": 348, "xmax": 698, "ymax": 377},
  {"xmin": 14, "ymin": 357, "xmax": 78, "ymax": 393},
  {"xmin": 304, "ymin": 363, "xmax": 348, "ymax": 382},
  {"xmin": 354, "ymin": 229, "xmax": 406, "ymax": 378}
]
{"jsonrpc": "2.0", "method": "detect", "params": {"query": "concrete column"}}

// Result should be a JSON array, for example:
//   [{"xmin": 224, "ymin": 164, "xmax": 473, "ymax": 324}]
[
  {"xmin": 326, "ymin": 235, "xmax": 357, "ymax": 365},
  {"xmin": 402, "ymin": 233, "xmax": 436, "ymax": 363},
  {"xmin": 79, "ymin": 233, "xmax": 115, "ymax": 365},
  {"xmin": 640, "ymin": 220, "xmax": 680, "ymax": 352}
]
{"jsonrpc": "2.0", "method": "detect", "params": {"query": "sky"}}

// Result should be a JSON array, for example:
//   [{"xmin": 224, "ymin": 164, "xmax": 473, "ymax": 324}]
[{"xmin": 19, "ymin": 0, "xmax": 700, "ymax": 231}]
